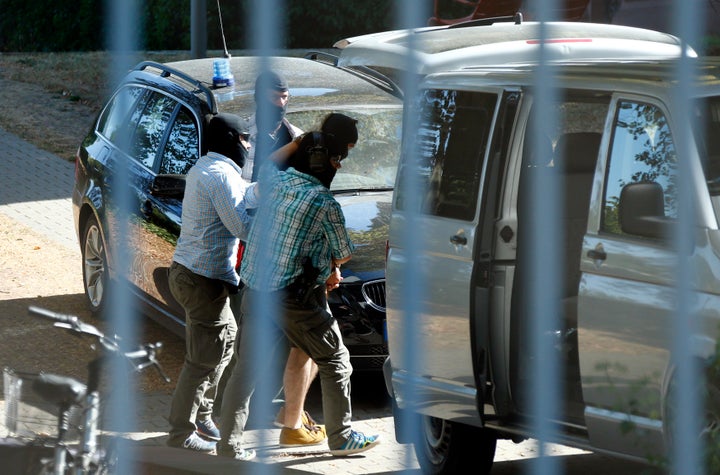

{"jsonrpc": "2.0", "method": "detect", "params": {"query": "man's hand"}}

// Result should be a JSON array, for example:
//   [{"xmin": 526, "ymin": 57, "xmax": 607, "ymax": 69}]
[{"xmin": 325, "ymin": 266, "xmax": 342, "ymax": 292}]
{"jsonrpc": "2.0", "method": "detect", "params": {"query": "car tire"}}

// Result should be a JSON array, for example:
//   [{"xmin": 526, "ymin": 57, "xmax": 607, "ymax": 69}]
[
  {"xmin": 413, "ymin": 415, "xmax": 497, "ymax": 475},
  {"xmin": 81, "ymin": 214, "xmax": 109, "ymax": 316}
]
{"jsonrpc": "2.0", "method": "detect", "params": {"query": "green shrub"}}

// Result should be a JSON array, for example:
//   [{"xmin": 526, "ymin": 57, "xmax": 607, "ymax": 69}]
[{"xmin": 0, "ymin": 0, "xmax": 395, "ymax": 52}]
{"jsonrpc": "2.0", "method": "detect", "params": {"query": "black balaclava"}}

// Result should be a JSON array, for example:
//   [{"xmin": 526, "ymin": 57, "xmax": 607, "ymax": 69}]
[
  {"xmin": 205, "ymin": 113, "xmax": 248, "ymax": 169},
  {"xmin": 254, "ymin": 70, "xmax": 289, "ymax": 134},
  {"xmin": 290, "ymin": 132, "xmax": 343, "ymax": 189},
  {"xmin": 321, "ymin": 113, "xmax": 358, "ymax": 158}
]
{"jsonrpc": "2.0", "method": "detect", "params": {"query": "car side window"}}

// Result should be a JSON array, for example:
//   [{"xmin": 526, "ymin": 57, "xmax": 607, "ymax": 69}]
[
  {"xmin": 97, "ymin": 86, "xmax": 146, "ymax": 145},
  {"xmin": 158, "ymin": 106, "xmax": 199, "ymax": 175},
  {"xmin": 601, "ymin": 100, "xmax": 678, "ymax": 236},
  {"xmin": 130, "ymin": 92, "xmax": 179, "ymax": 170},
  {"xmin": 395, "ymin": 89, "xmax": 498, "ymax": 221}
]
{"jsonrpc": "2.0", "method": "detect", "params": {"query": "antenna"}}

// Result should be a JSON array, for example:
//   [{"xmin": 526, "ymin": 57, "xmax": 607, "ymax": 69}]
[{"xmin": 216, "ymin": 0, "xmax": 231, "ymax": 58}]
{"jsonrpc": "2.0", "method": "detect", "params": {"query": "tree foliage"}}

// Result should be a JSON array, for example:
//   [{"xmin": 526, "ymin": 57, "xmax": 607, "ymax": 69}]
[{"xmin": 0, "ymin": 0, "xmax": 395, "ymax": 52}]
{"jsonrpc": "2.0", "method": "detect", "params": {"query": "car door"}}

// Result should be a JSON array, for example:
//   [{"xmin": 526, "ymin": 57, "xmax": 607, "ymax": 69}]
[
  {"xmin": 386, "ymin": 86, "xmax": 516, "ymax": 421},
  {"xmin": 100, "ymin": 88, "xmax": 198, "ymax": 325},
  {"xmin": 131, "ymin": 97, "xmax": 201, "ymax": 323},
  {"xmin": 578, "ymin": 95, "xmax": 678, "ymax": 458}
]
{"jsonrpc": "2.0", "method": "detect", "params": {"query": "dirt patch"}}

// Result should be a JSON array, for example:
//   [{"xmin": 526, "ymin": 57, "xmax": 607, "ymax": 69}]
[
  {"xmin": 0, "ymin": 52, "xmax": 197, "ymax": 398},
  {"xmin": 0, "ymin": 51, "xmax": 192, "ymax": 162},
  {"xmin": 0, "ymin": 208, "xmax": 184, "ymax": 395}
]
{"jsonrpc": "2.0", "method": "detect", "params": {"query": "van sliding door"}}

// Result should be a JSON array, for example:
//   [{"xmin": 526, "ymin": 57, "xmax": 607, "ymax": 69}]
[{"xmin": 386, "ymin": 87, "xmax": 515, "ymax": 422}]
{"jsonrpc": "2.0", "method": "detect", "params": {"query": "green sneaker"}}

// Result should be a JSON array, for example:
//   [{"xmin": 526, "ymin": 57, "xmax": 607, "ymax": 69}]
[{"xmin": 330, "ymin": 430, "xmax": 380, "ymax": 456}]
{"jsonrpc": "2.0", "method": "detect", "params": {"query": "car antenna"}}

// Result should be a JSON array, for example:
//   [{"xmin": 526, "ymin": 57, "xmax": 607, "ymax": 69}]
[
  {"xmin": 216, "ymin": 0, "xmax": 231, "ymax": 58},
  {"xmin": 212, "ymin": 0, "xmax": 235, "ymax": 88}
]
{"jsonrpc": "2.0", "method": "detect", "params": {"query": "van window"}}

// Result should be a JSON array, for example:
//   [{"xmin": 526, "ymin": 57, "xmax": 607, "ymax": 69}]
[
  {"xmin": 602, "ymin": 100, "xmax": 677, "ymax": 235},
  {"xmin": 395, "ymin": 89, "xmax": 498, "ymax": 221}
]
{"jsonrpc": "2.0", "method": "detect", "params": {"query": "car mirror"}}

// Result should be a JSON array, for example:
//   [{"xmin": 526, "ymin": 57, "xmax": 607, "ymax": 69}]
[
  {"xmin": 151, "ymin": 174, "xmax": 186, "ymax": 199},
  {"xmin": 618, "ymin": 181, "xmax": 673, "ymax": 239}
]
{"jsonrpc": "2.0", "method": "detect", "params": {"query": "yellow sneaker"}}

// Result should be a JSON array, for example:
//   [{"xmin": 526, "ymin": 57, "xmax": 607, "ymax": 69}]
[
  {"xmin": 274, "ymin": 408, "xmax": 326, "ymax": 437},
  {"xmin": 279, "ymin": 425, "xmax": 328, "ymax": 447}
]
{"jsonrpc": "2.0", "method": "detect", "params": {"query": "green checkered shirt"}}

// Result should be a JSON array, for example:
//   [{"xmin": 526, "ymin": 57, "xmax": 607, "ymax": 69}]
[{"xmin": 239, "ymin": 167, "xmax": 353, "ymax": 291}]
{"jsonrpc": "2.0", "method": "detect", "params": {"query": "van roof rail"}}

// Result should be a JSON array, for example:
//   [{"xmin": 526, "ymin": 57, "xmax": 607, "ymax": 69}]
[
  {"xmin": 133, "ymin": 61, "xmax": 218, "ymax": 114},
  {"xmin": 304, "ymin": 51, "xmax": 404, "ymax": 99},
  {"xmin": 446, "ymin": 12, "xmax": 523, "ymax": 29}
]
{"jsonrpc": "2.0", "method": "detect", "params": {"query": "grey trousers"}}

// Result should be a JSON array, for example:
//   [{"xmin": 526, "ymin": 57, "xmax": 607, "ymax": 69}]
[
  {"xmin": 167, "ymin": 262, "xmax": 238, "ymax": 446},
  {"xmin": 218, "ymin": 286, "xmax": 353, "ymax": 455}
]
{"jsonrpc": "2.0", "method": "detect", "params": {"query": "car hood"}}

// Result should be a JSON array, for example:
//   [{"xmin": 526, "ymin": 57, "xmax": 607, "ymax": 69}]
[{"xmin": 335, "ymin": 190, "xmax": 392, "ymax": 282}]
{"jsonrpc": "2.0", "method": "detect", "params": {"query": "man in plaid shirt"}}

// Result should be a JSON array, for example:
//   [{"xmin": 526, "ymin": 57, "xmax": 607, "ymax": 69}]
[{"xmin": 218, "ymin": 132, "xmax": 380, "ymax": 460}]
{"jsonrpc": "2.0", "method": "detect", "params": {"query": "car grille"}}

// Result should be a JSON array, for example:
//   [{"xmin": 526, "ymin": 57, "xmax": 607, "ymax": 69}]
[
  {"xmin": 347, "ymin": 343, "xmax": 388, "ymax": 371},
  {"xmin": 361, "ymin": 279, "xmax": 386, "ymax": 312}
]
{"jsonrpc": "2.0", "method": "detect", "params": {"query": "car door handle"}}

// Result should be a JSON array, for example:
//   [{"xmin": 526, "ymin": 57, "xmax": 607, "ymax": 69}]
[
  {"xmin": 450, "ymin": 234, "xmax": 467, "ymax": 246},
  {"xmin": 587, "ymin": 247, "xmax": 606, "ymax": 261}
]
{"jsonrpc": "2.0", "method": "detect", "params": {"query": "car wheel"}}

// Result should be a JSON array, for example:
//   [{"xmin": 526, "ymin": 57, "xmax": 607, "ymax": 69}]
[
  {"xmin": 81, "ymin": 214, "xmax": 108, "ymax": 315},
  {"xmin": 413, "ymin": 415, "xmax": 497, "ymax": 475}
]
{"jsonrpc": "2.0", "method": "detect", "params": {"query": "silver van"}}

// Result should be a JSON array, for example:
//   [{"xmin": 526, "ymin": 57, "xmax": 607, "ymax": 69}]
[{"xmin": 352, "ymin": 18, "xmax": 720, "ymax": 474}]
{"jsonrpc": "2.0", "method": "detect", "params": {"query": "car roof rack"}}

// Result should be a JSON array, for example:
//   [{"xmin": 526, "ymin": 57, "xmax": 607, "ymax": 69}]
[
  {"xmin": 133, "ymin": 61, "xmax": 218, "ymax": 114},
  {"xmin": 304, "ymin": 51, "xmax": 404, "ymax": 100}
]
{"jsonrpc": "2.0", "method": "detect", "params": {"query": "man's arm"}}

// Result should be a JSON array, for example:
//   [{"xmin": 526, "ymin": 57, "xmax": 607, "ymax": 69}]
[{"xmin": 268, "ymin": 135, "xmax": 302, "ymax": 165}]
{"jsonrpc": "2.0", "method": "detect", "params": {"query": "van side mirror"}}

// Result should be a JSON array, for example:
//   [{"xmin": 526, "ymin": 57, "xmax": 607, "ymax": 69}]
[
  {"xmin": 618, "ymin": 182, "xmax": 672, "ymax": 239},
  {"xmin": 151, "ymin": 174, "xmax": 186, "ymax": 199}
]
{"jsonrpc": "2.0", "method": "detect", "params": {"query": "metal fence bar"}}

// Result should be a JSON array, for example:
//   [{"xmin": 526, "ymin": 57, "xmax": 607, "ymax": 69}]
[
  {"xmin": 105, "ymin": 0, "xmax": 141, "ymax": 473},
  {"xmin": 671, "ymin": 2, "xmax": 704, "ymax": 474},
  {"xmin": 248, "ymin": 2, "xmax": 285, "ymax": 473},
  {"xmin": 394, "ymin": 2, "xmax": 431, "ymax": 474},
  {"xmin": 528, "ymin": 1, "xmax": 563, "ymax": 474}
]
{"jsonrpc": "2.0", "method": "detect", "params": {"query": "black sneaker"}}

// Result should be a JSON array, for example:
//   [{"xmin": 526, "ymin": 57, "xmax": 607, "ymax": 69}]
[
  {"xmin": 196, "ymin": 418, "xmax": 221, "ymax": 441},
  {"xmin": 182, "ymin": 432, "xmax": 217, "ymax": 454}
]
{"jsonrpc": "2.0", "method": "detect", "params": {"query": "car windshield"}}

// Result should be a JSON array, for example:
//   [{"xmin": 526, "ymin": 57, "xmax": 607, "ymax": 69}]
[{"xmin": 285, "ymin": 107, "xmax": 403, "ymax": 192}]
